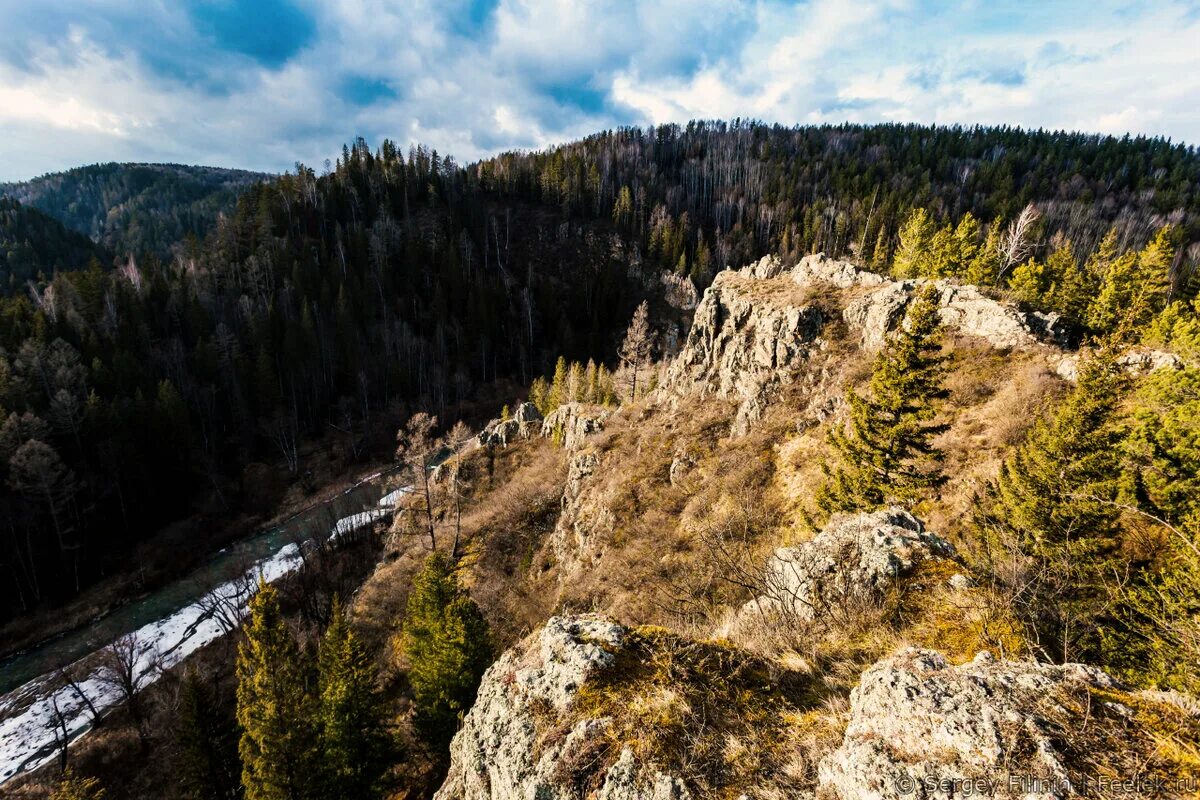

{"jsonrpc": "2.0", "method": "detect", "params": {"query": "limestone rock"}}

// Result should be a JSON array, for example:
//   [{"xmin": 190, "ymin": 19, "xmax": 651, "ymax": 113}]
[
  {"xmin": 818, "ymin": 648, "xmax": 1120, "ymax": 799},
  {"xmin": 435, "ymin": 616, "xmax": 688, "ymax": 800},
  {"xmin": 841, "ymin": 277, "xmax": 1071, "ymax": 351},
  {"xmin": 739, "ymin": 508, "xmax": 955, "ymax": 623},
  {"xmin": 475, "ymin": 403, "xmax": 543, "ymax": 448},
  {"xmin": 542, "ymin": 403, "xmax": 609, "ymax": 450},
  {"xmin": 1056, "ymin": 347, "xmax": 1183, "ymax": 383},
  {"xmin": 551, "ymin": 449, "xmax": 612, "ymax": 569},
  {"xmin": 657, "ymin": 266, "xmax": 824, "ymax": 434}
]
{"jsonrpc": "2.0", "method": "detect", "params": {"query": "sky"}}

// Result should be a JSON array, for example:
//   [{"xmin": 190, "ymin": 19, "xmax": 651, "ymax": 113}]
[{"xmin": 0, "ymin": 0, "xmax": 1198, "ymax": 182}]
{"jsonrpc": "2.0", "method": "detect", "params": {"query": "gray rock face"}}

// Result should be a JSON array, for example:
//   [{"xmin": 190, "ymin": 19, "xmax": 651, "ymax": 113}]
[
  {"xmin": 740, "ymin": 508, "xmax": 955, "ymax": 623},
  {"xmin": 550, "ymin": 449, "xmax": 612, "ymax": 569},
  {"xmin": 818, "ymin": 648, "xmax": 1119, "ymax": 799},
  {"xmin": 475, "ymin": 403, "xmax": 543, "ymax": 448},
  {"xmin": 541, "ymin": 403, "xmax": 609, "ymax": 450},
  {"xmin": 657, "ymin": 264, "xmax": 825, "ymax": 434},
  {"xmin": 838, "ymin": 274, "xmax": 1070, "ymax": 351},
  {"xmin": 436, "ymin": 616, "xmax": 689, "ymax": 800},
  {"xmin": 658, "ymin": 254, "xmax": 1072, "ymax": 436}
]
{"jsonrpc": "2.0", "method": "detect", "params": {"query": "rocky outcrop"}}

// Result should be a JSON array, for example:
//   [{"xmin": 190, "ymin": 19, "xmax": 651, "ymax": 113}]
[
  {"xmin": 818, "ymin": 648, "xmax": 1121, "ymax": 799},
  {"xmin": 657, "ymin": 261, "xmax": 825, "ymax": 434},
  {"xmin": 541, "ymin": 403, "xmax": 610, "ymax": 450},
  {"xmin": 436, "ymin": 616, "xmax": 689, "ymax": 800},
  {"xmin": 1056, "ymin": 347, "xmax": 1183, "ymax": 382},
  {"xmin": 475, "ymin": 403, "xmax": 543, "ymax": 448},
  {"xmin": 736, "ymin": 508, "xmax": 956, "ymax": 624},
  {"xmin": 548, "ymin": 448, "xmax": 615, "ymax": 574},
  {"xmin": 657, "ymin": 254, "xmax": 1073, "ymax": 436}
]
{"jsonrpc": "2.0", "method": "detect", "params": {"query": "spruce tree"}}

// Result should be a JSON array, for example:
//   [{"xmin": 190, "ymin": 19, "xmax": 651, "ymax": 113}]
[
  {"xmin": 318, "ymin": 597, "xmax": 389, "ymax": 800},
  {"xmin": 816, "ymin": 283, "xmax": 948, "ymax": 516},
  {"xmin": 984, "ymin": 348, "xmax": 1126, "ymax": 662},
  {"xmin": 236, "ymin": 582, "xmax": 317, "ymax": 800},
  {"xmin": 402, "ymin": 553, "xmax": 491, "ymax": 749},
  {"xmin": 548, "ymin": 356, "xmax": 568, "ymax": 412},
  {"xmin": 891, "ymin": 207, "xmax": 933, "ymax": 278},
  {"xmin": 178, "ymin": 671, "xmax": 240, "ymax": 800}
]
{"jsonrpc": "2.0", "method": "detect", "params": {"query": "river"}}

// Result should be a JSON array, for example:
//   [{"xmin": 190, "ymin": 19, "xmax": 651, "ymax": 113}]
[{"xmin": 0, "ymin": 468, "xmax": 408, "ymax": 785}]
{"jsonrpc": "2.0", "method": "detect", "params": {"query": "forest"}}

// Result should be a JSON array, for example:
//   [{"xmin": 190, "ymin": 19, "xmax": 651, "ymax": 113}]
[
  {"xmin": 1, "ymin": 121, "xmax": 1197, "ymax": 629},
  {"xmin": 0, "ymin": 163, "xmax": 268, "ymax": 260}
]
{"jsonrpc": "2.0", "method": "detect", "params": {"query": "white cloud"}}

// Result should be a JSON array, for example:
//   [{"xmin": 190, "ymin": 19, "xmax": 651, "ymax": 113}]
[{"xmin": 0, "ymin": 0, "xmax": 1198, "ymax": 181}]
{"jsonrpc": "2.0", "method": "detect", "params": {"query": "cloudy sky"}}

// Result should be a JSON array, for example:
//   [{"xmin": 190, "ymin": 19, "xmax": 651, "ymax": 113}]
[{"xmin": 0, "ymin": 0, "xmax": 1198, "ymax": 181}]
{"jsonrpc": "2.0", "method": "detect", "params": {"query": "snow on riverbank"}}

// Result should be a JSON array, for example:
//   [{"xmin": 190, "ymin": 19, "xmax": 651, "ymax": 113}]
[{"xmin": 1, "ymin": 503, "xmax": 393, "ymax": 785}]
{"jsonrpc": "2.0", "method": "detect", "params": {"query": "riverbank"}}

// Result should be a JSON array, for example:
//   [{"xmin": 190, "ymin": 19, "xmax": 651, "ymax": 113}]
[
  {"xmin": 0, "ymin": 478, "xmax": 398, "ymax": 786},
  {"xmin": 0, "ymin": 457, "xmax": 395, "ymax": 664}
]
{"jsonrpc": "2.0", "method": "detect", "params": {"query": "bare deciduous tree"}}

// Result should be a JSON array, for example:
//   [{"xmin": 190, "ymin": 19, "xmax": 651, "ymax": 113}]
[
  {"xmin": 97, "ymin": 633, "xmax": 154, "ymax": 738},
  {"xmin": 997, "ymin": 203, "xmax": 1041, "ymax": 281},
  {"xmin": 618, "ymin": 301, "xmax": 654, "ymax": 401},
  {"xmin": 396, "ymin": 413, "xmax": 441, "ymax": 550}
]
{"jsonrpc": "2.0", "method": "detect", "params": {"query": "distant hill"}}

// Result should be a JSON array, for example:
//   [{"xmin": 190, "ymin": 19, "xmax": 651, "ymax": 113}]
[
  {"xmin": 0, "ymin": 163, "xmax": 270, "ymax": 258},
  {"xmin": 0, "ymin": 197, "xmax": 109, "ymax": 295}
]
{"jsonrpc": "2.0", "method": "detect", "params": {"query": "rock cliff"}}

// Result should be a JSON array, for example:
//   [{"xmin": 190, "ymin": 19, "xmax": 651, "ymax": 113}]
[
  {"xmin": 656, "ymin": 254, "xmax": 1071, "ymax": 435},
  {"xmin": 435, "ymin": 615, "xmax": 692, "ymax": 800}
]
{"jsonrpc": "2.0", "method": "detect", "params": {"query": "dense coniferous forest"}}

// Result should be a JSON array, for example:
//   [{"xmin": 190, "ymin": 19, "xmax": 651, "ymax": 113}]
[
  {"xmin": 1, "ymin": 121, "xmax": 1198, "ymax": 625},
  {"xmin": 0, "ymin": 163, "xmax": 268, "ymax": 259},
  {"xmin": 0, "ymin": 198, "xmax": 109, "ymax": 295}
]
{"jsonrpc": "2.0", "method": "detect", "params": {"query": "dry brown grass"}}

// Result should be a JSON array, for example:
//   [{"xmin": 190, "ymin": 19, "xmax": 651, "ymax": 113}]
[{"xmin": 555, "ymin": 626, "xmax": 843, "ymax": 799}]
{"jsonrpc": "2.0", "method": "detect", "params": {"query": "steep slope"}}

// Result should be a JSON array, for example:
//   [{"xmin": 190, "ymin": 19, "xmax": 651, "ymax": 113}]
[
  {"xmin": 0, "ymin": 162, "xmax": 267, "ymax": 257},
  {"xmin": 0, "ymin": 197, "xmax": 109, "ymax": 294},
  {"xmin": 393, "ymin": 254, "xmax": 1200, "ymax": 797}
]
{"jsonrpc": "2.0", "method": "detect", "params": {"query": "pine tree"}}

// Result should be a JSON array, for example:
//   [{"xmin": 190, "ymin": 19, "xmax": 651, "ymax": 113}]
[
  {"xmin": 236, "ymin": 582, "xmax": 317, "ymax": 800},
  {"xmin": 984, "ymin": 348, "xmax": 1126, "ymax": 662},
  {"xmin": 870, "ymin": 226, "xmax": 890, "ymax": 273},
  {"xmin": 178, "ymin": 671, "xmax": 240, "ymax": 800},
  {"xmin": 816, "ymin": 283, "xmax": 948, "ymax": 515},
  {"xmin": 402, "ymin": 553, "xmax": 491, "ymax": 748},
  {"xmin": 548, "ymin": 356, "xmax": 568, "ymax": 412},
  {"xmin": 529, "ymin": 376, "xmax": 549, "ymax": 416},
  {"xmin": 318, "ymin": 598, "xmax": 388, "ymax": 800},
  {"xmin": 1008, "ymin": 256, "xmax": 1051, "ymax": 307},
  {"xmin": 1044, "ymin": 242, "xmax": 1089, "ymax": 321},
  {"xmin": 566, "ymin": 361, "xmax": 584, "ymax": 403},
  {"xmin": 891, "ymin": 208, "xmax": 933, "ymax": 278},
  {"xmin": 583, "ymin": 359, "xmax": 598, "ymax": 404},
  {"xmin": 964, "ymin": 223, "xmax": 1003, "ymax": 285}
]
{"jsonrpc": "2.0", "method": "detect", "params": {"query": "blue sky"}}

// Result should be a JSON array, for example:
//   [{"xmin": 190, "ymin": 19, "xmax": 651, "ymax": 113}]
[{"xmin": 0, "ymin": 0, "xmax": 1198, "ymax": 181}]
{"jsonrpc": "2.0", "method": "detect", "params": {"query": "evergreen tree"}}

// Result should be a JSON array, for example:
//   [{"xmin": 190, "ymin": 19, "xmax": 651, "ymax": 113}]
[
  {"xmin": 891, "ymin": 208, "xmax": 933, "ymax": 278},
  {"xmin": 529, "ymin": 376, "xmax": 549, "ymax": 416},
  {"xmin": 318, "ymin": 597, "xmax": 389, "ymax": 800},
  {"xmin": 402, "ymin": 553, "xmax": 491, "ymax": 749},
  {"xmin": 816, "ymin": 284, "xmax": 948, "ymax": 515},
  {"xmin": 983, "ymin": 348, "xmax": 1126, "ymax": 662},
  {"xmin": 236, "ymin": 582, "xmax": 317, "ymax": 800},
  {"xmin": 547, "ymin": 356, "xmax": 568, "ymax": 412},
  {"xmin": 178, "ymin": 671, "xmax": 240, "ymax": 800}
]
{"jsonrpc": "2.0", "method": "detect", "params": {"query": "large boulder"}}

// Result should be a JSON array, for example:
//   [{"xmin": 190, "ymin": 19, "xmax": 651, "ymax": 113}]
[
  {"xmin": 738, "ymin": 508, "xmax": 956, "ymax": 624},
  {"xmin": 818, "ymin": 648, "xmax": 1122, "ymax": 799},
  {"xmin": 435, "ymin": 616, "xmax": 690, "ymax": 800}
]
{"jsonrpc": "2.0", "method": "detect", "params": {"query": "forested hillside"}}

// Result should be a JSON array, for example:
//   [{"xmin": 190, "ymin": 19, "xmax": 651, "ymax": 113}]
[
  {"xmin": 0, "ymin": 198, "xmax": 109, "ymax": 295},
  {"xmin": 2, "ymin": 122, "xmax": 1198, "ymax": 628},
  {"xmin": 480, "ymin": 122, "xmax": 1199, "ymax": 286},
  {"xmin": 0, "ymin": 163, "xmax": 267, "ymax": 258}
]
